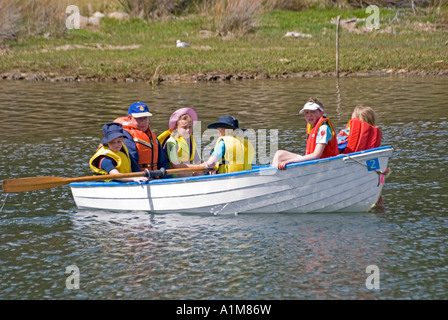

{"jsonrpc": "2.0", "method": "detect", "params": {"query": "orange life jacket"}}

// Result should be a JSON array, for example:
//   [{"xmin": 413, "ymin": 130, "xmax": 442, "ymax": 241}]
[
  {"xmin": 305, "ymin": 116, "xmax": 339, "ymax": 159},
  {"xmin": 114, "ymin": 117, "xmax": 159, "ymax": 170},
  {"xmin": 342, "ymin": 118, "xmax": 382, "ymax": 154}
]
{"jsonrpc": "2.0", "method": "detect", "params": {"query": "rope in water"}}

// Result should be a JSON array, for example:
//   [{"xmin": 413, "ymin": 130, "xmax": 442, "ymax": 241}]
[{"xmin": 342, "ymin": 153, "xmax": 392, "ymax": 186}]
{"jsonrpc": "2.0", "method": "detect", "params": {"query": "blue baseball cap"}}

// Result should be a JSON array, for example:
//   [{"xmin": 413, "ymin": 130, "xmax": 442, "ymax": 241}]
[{"xmin": 128, "ymin": 102, "xmax": 152, "ymax": 118}]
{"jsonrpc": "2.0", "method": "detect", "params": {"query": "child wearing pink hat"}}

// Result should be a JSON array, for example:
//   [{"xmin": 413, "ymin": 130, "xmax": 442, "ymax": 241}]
[{"xmin": 158, "ymin": 108, "xmax": 203, "ymax": 177}]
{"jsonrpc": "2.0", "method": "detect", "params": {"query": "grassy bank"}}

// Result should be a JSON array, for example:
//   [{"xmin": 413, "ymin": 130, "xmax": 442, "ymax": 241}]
[{"xmin": 0, "ymin": 5, "xmax": 447, "ymax": 82}]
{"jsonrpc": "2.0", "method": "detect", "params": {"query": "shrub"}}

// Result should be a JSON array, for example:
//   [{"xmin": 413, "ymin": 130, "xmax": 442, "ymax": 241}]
[
  {"xmin": 0, "ymin": 0, "xmax": 21, "ymax": 42},
  {"xmin": 211, "ymin": 0, "xmax": 264, "ymax": 36}
]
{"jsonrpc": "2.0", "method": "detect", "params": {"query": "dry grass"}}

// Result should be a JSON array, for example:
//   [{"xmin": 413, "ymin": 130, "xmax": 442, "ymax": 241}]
[
  {"xmin": 1, "ymin": 0, "xmax": 447, "ymax": 43},
  {"xmin": 271, "ymin": 0, "xmax": 447, "ymax": 10},
  {"xmin": 0, "ymin": 0, "xmax": 120, "ymax": 42},
  {"xmin": 0, "ymin": 0, "xmax": 21, "ymax": 41},
  {"xmin": 210, "ymin": 0, "xmax": 264, "ymax": 36},
  {"xmin": 117, "ymin": 0, "xmax": 182, "ymax": 18},
  {"xmin": 0, "ymin": 0, "xmax": 67, "ymax": 42}
]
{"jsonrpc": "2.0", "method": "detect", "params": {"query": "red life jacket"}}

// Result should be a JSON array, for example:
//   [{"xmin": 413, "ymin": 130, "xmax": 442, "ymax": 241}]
[
  {"xmin": 114, "ymin": 117, "xmax": 159, "ymax": 170},
  {"xmin": 343, "ymin": 118, "xmax": 382, "ymax": 154},
  {"xmin": 305, "ymin": 116, "xmax": 339, "ymax": 159}
]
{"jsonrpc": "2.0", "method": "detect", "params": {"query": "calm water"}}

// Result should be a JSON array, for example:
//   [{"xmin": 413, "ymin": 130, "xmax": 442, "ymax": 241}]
[{"xmin": 0, "ymin": 76, "xmax": 447, "ymax": 300}]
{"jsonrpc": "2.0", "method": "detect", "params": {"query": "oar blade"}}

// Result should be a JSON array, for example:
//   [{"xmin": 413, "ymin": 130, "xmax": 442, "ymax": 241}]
[{"xmin": 2, "ymin": 176, "xmax": 70, "ymax": 193}]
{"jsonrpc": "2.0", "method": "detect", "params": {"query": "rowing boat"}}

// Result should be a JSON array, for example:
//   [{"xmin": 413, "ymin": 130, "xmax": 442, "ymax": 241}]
[{"xmin": 69, "ymin": 146, "xmax": 393, "ymax": 214}]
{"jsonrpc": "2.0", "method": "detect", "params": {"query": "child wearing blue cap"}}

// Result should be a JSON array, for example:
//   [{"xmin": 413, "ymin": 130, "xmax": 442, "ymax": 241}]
[{"xmin": 89, "ymin": 122, "xmax": 148, "ymax": 183}]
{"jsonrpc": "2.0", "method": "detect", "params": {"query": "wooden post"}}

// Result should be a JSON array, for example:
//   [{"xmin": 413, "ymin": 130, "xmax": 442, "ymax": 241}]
[{"xmin": 336, "ymin": 16, "xmax": 340, "ymax": 78}]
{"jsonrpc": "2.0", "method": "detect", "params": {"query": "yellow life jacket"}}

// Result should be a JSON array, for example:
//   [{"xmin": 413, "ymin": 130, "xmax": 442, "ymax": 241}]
[
  {"xmin": 89, "ymin": 144, "xmax": 132, "ymax": 176},
  {"xmin": 214, "ymin": 135, "xmax": 254, "ymax": 173},
  {"xmin": 166, "ymin": 135, "xmax": 198, "ymax": 164},
  {"xmin": 159, "ymin": 130, "xmax": 200, "ymax": 167},
  {"xmin": 157, "ymin": 130, "xmax": 172, "ymax": 147}
]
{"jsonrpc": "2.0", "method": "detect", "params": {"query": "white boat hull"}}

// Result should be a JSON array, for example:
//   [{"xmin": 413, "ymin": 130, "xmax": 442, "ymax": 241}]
[{"xmin": 70, "ymin": 147, "xmax": 393, "ymax": 214}]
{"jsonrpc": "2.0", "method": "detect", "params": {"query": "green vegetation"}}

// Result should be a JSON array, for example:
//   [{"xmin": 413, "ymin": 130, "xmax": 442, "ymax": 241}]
[{"xmin": 0, "ymin": 2, "xmax": 447, "ymax": 82}]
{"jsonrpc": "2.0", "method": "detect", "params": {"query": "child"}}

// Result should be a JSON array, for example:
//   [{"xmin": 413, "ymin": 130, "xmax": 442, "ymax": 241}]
[
  {"xmin": 158, "ymin": 108, "xmax": 202, "ymax": 177},
  {"xmin": 202, "ymin": 115, "xmax": 255, "ymax": 173},
  {"xmin": 337, "ymin": 105, "xmax": 382, "ymax": 154},
  {"xmin": 89, "ymin": 122, "xmax": 148, "ymax": 183},
  {"xmin": 272, "ymin": 97, "xmax": 339, "ymax": 170}
]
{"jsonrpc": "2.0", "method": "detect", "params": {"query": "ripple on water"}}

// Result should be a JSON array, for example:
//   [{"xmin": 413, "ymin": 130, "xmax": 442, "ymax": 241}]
[{"xmin": 1, "ymin": 77, "xmax": 447, "ymax": 299}]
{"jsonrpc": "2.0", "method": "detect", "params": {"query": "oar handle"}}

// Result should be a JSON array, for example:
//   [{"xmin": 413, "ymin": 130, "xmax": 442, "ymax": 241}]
[
  {"xmin": 68, "ymin": 171, "xmax": 147, "ymax": 183},
  {"xmin": 149, "ymin": 166, "xmax": 214, "ymax": 178},
  {"xmin": 166, "ymin": 166, "xmax": 212, "ymax": 174},
  {"xmin": 70, "ymin": 166, "xmax": 210, "ymax": 182},
  {"xmin": 147, "ymin": 168, "xmax": 166, "ymax": 178}
]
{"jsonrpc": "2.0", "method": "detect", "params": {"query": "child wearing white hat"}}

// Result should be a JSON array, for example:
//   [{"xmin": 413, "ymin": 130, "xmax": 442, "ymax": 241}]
[{"xmin": 272, "ymin": 97, "xmax": 339, "ymax": 170}]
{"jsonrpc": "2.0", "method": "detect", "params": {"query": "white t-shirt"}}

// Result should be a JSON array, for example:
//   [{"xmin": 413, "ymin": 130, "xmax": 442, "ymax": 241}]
[{"xmin": 315, "ymin": 124, "xmax": 333, "ymax": 145}]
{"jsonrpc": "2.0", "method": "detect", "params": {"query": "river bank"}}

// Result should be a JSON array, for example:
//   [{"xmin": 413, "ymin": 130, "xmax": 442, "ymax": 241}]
[
  {"xmin": 1, "ymin": 7, "xmax": 447, "ymax": 83},
  {"xmin": 1, "ymin": 69, "xmax": 447, "ymax": 83}
]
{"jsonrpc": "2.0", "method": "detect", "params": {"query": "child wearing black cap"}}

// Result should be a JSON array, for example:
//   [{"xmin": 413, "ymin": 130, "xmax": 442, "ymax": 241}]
[{"xmin": 201, "ymin": 115, "xmax": 255, "ymax": 173}]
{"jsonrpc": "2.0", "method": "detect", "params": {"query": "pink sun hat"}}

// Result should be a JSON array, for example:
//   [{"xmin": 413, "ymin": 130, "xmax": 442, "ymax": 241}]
[{"xmin": 169, "ymin": 108, "xmax": 198, "ymax": 131}]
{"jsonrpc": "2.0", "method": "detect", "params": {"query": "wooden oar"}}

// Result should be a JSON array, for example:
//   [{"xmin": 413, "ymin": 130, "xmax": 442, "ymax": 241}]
[{"xmin": 1, "ymin": 167, "xmax": 210, "ymax": 193}]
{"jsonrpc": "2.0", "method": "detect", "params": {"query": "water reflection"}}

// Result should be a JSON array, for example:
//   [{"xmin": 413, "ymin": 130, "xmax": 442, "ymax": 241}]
[{"xmin": 60, "ymin": 211, "xmax": 389, "ymax": 299}]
